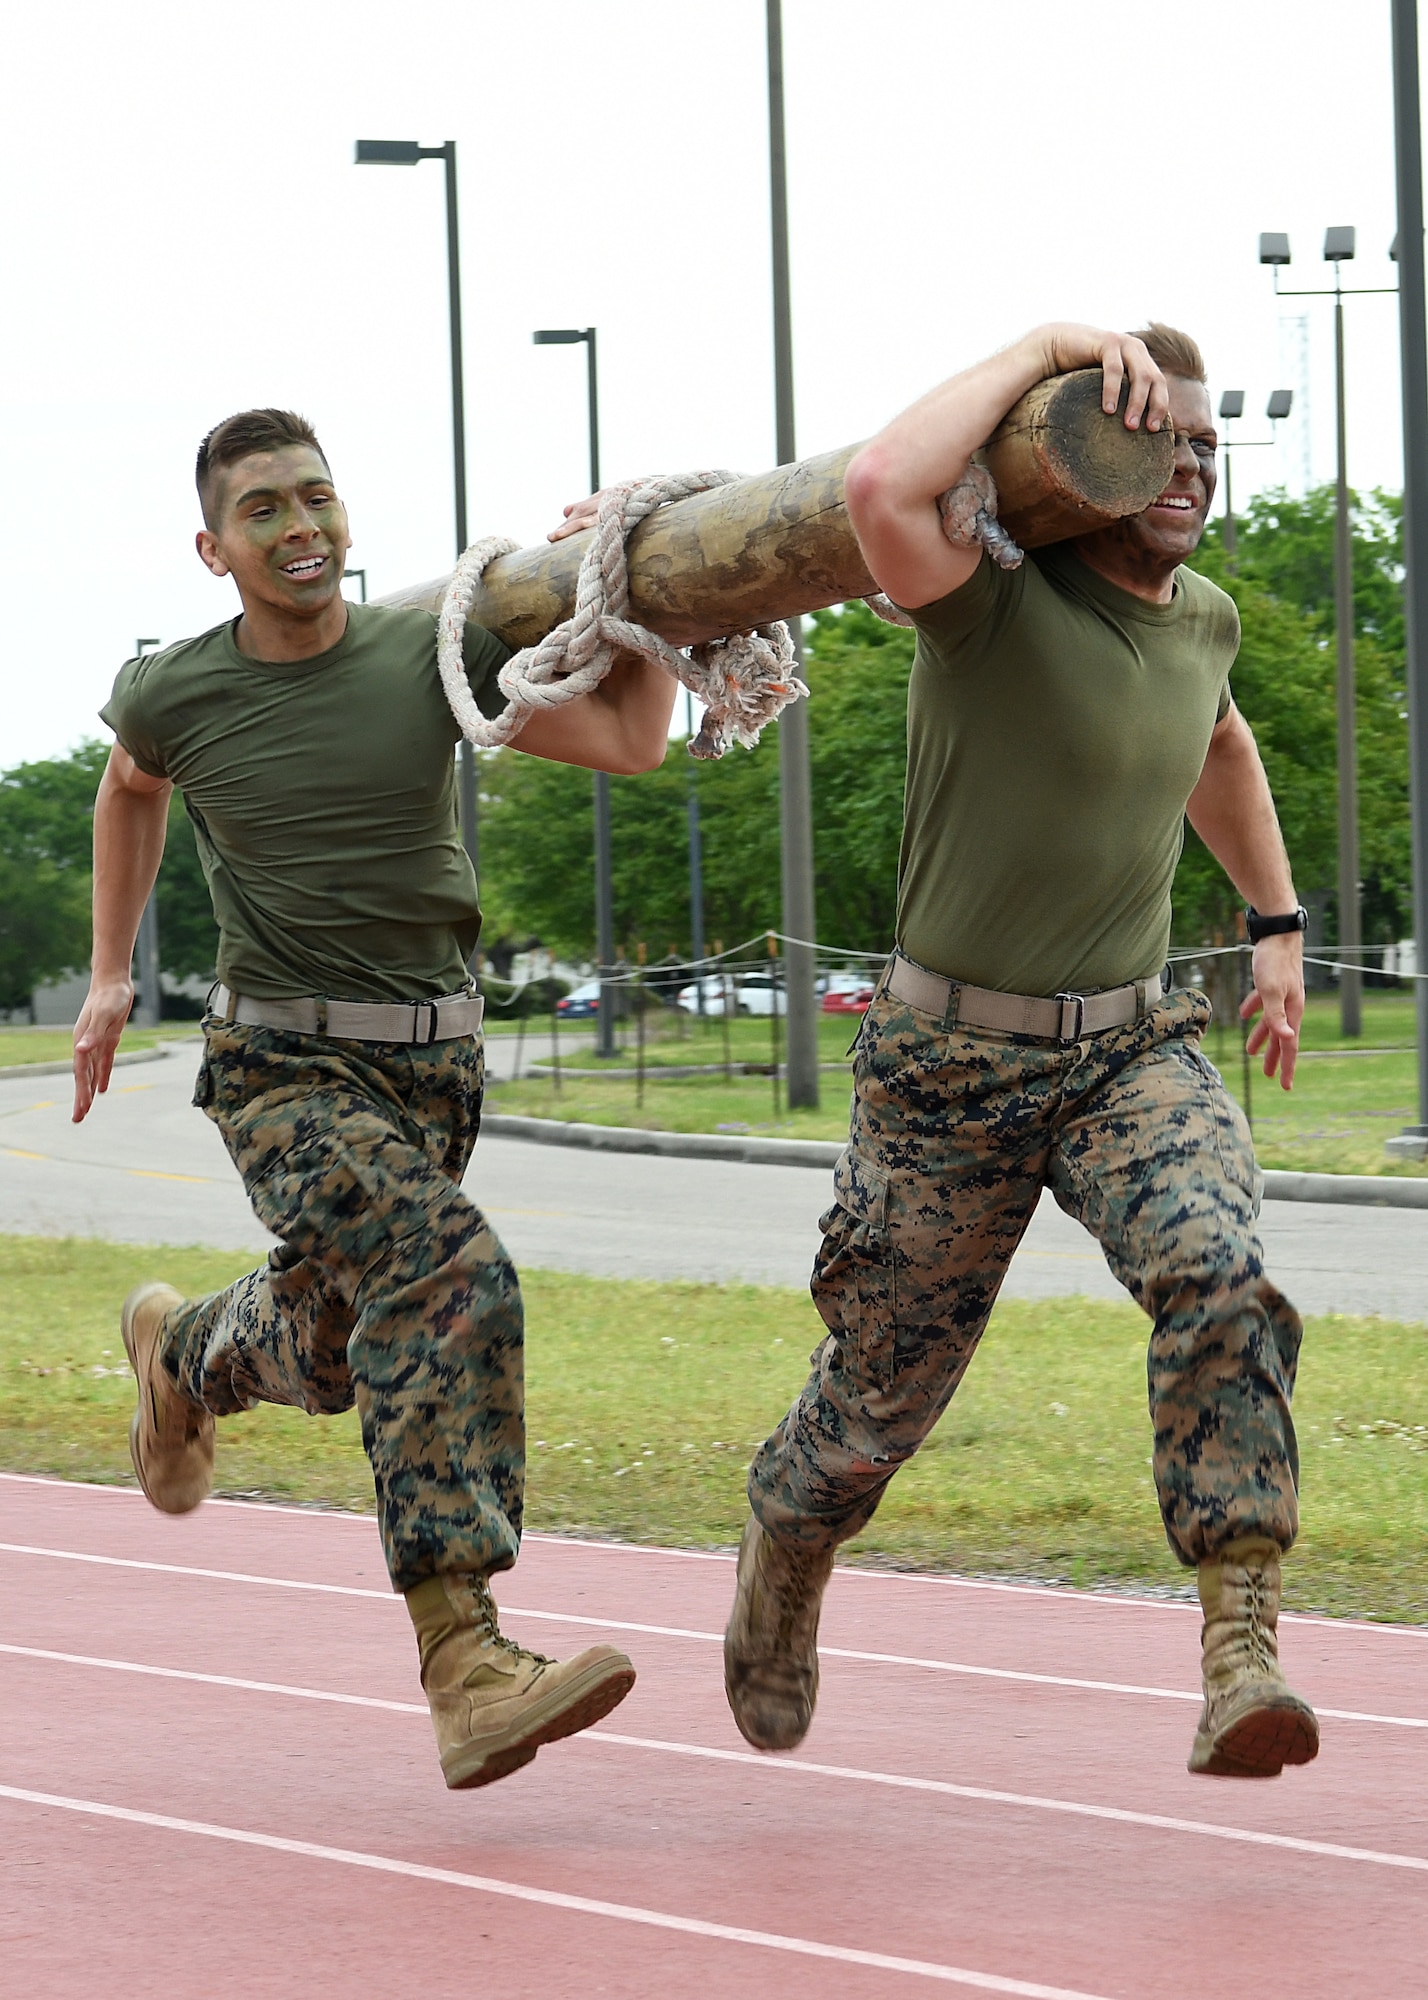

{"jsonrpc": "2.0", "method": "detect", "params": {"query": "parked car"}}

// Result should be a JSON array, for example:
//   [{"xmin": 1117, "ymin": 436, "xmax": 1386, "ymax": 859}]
[
  {"xmin": 675, "ymin": 973, "xmax": 787, "ymax": 1017},
  {"xmin": 727, "ymin": 972, "xmax": 787, "ymax": 1017},
  {"xmin": 556, "ymin": 980, "xmax": 600, "ymax": 1019},
  {"xmin": 676, "ymin": 977, "xmax": 734, "ymax": 1016},
  {"xmin": 821, "ymin": 983, "xmax": 874, "ymax": 1015}
]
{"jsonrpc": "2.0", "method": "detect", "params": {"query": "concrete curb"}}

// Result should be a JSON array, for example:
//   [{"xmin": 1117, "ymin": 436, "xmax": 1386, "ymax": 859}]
[
  {"xmin": 482, "ymin": 1114, "xmax": 1428, "ymax": 1208},
  {"xmin": 1259, "ymin": 1169, "xmax": 1428, "ymax": 1210},
  {"xmin": 0, "ymin": 1044, "xmax": 186, "ymax": 1083},
  {"xmin": 481, "ymin": 1113, "xmax": 843, "ymax": 1170}
]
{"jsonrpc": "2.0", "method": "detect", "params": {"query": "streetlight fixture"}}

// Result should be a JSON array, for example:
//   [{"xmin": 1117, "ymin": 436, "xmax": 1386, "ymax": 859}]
[
  {"xmin": 1216, "ymin": 386, "xmax": 1293, "ymax": 567},
  {"xmin": 134, "ymin": 638, "xmax": 163, "ymax": 1029},
  {"xmin": 354, "ymin": 138, "xmax": 478, "ymax": 876},
  {"xmin": 531, "ymin": 326, "xmax": 619, "ymax": 1061},
  {"xmin": 1260, "ymin": 227, "xmax": 1398, "ymax": 1036}
]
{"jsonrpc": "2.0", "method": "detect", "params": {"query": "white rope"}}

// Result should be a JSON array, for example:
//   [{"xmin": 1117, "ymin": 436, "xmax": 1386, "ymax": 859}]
[
  {"xmin": 437, "ymin": 473, "xmax": 807, "ymax": 762},
  {"xmin": 865, "ymin": 463, "xmax": 1024, "ymax": 628}
]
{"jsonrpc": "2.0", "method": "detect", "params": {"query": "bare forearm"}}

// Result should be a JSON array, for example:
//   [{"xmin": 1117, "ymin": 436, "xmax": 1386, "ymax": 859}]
[
  {"xmin": 1185, "ymin": 714, "xmax": 1295, "ymax": 910},
  {"xmin": 91, "ymin": 767, "xmax": 171, "ymax": 978}
]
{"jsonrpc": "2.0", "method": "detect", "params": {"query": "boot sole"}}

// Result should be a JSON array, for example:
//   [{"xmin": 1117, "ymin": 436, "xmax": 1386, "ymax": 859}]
[
  {"xmin": 122, "ymin": 1283, "xmax": 212, "ymax": 1516},
  {"xmin": 442, "ymin": 1650, "xmax": 637, "ymax": 1791},
  {"xmin": 1190, "ymin": 1697, "xmax": 1321, "ymax": 1778}
]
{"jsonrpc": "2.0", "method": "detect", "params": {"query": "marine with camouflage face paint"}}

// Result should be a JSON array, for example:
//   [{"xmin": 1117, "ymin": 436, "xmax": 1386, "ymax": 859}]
[
  {"xmin": 724, "ymin": 324, "xmax": 1321, "ymax": 1783},
  {"xmin": 76, "ymin": 407, "xmax": 676, "ymax": 1791}
]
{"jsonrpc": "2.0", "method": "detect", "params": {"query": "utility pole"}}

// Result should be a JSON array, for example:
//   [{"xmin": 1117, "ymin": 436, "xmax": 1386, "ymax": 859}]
[
  {"xmin": 1392, "ymin": 0, "xmax": 1428, "ymax": 1134},
  {"xmin": 766, "ymin": 0, "xmax": 819, "ymax": 1109}
]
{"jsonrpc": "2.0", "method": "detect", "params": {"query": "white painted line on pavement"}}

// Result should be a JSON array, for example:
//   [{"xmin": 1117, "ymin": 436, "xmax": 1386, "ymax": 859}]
[
  {"xmin": 0, "ymin": 1782, "xmax": 1119, "ymax": 1999},
  {"xmin": 3, "ymin": 1552, "xmax": 1426, "ymax": 1731},
  {"xmin": 1, "ymin": 1650, "xmax": 1425, "ymax": 1879}
]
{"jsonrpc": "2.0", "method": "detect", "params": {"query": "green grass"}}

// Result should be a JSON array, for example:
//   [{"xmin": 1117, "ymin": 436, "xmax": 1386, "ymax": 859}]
[
  {"xmin": 4, "ymin": 1234, "xmax": 1425, "ymax": 1621},
  {"xmin": 0, "ymin": 1026, "xmax": 198, "ymax": 1071},
  {"xmin": 486, "ymin": 991, "xmax": 1428, "ymax": 1177}
]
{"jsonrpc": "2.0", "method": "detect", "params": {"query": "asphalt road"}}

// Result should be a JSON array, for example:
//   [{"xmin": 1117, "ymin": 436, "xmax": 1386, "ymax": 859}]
[{"xmin": 3, "ymin": 1043, "xmax": 1427, "ymax": 1319}]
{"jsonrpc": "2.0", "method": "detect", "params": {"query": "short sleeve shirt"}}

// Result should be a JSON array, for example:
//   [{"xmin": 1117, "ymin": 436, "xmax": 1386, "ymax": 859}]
[
  {"xmin": 101, "ymin": 604, "xmax": 509, "ymax": 1001},
  {"xmin": 897, "ymin": 545, "xmax": 1238, "ymax": 995}
]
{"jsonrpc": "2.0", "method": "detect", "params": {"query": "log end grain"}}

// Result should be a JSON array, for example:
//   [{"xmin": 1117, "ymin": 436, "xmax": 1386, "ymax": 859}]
[{"xmin": 983, "ymin": 370, "xmax": 1176, "ymax": 548}]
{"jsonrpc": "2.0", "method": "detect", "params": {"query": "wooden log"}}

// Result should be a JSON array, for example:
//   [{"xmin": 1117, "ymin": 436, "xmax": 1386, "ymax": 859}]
[
  {"xmin": 377, "ymin": 375, "xmax": 1172, "ymax": 648},
  {"xmin": 982, "ymin": 370, "xmax": 1176, "ymax": 547}
]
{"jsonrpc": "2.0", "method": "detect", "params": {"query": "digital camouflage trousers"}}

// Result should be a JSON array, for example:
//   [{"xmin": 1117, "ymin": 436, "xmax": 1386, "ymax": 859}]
[
  {"xmin": 749, "ymin": 981, "xmax": 1302, "ymax": 1569},
  {"xmin": 161, "ymin": 1021, "xmax": 522, "ymax": 1593}
]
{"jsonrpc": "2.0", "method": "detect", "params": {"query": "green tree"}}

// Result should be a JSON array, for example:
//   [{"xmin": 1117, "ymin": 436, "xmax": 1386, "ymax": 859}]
[
  {"xmin": 477, "ymin": 601, "xmax": 914, "ymax": 966},
  {"xmin": 0, "ymin": 740, "xmax": 220, "ymax": 1007},
  {"xmin": 0, "ymin": 745, "xmax": 108, "ymax": 1007},
  {"xmin": 1188, "ymin": 493, "xmax": 1411, "ymax": 948}
]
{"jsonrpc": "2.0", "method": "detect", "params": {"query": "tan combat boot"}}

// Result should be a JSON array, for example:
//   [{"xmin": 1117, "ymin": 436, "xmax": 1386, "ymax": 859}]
[
  {"xmin": 121, "ymin": 1283, "xmax": 214, "ymax": 1515},
  {"xmin": 1188, "ymin": 1536, "xmax": 1320, "ymax": 1778},
  {"xmin": 724, "ymin": 1514, "xmax": 834, "ymax": 1752},
  {"xmin": 406, "ymin": 1572, "xmax": 636, "ymax": 1790}
]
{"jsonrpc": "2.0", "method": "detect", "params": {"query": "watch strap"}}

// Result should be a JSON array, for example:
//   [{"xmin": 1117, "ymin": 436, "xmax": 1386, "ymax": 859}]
[{"xmin": 1245, "ymin": 904, "xmax": 1308, "ymax": 944}]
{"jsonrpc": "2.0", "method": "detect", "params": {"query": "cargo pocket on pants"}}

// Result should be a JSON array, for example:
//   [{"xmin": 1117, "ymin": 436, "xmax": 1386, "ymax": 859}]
[{"xmin": 812, "ymin": 1148, "xmax": 896, "ymax": 1391}]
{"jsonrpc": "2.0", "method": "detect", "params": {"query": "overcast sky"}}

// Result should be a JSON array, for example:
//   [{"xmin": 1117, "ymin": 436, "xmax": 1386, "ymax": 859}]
[{"xmin": 1, "ymin": 0, "xmax": 1416, "ymax": 768}]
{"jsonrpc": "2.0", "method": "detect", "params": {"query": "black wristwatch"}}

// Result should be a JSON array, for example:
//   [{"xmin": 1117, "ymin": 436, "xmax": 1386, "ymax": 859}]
[{"xmin": 1245, "ymin": 904, "xmax": 1308, "ymax": 944}]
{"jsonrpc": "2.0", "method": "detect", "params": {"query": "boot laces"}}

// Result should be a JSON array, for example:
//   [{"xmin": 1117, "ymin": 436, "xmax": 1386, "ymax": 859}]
[
  {"xmin": 470, "ymin": 1580, "xmax": 554, "ymax": 1673},
  {"xmin": 1240, "ymin": 1566, "xmax": 1277, "ymax": 1675}
]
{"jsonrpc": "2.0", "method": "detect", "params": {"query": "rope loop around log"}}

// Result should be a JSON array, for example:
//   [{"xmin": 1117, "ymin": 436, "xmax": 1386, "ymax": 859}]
[{"xmin": 436, "ymin": 471, "xmax": 807, "ymax": 762}]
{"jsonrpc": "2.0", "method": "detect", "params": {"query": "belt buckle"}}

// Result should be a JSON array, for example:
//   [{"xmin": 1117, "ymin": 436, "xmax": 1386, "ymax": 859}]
[
  {"xmin": 1054, "ymin": 992, "xmax": 1084, "ymax": 1042},
  {"xmin": 414, "ymin": 1000, "xmax": 439, "ymax": 1045}
]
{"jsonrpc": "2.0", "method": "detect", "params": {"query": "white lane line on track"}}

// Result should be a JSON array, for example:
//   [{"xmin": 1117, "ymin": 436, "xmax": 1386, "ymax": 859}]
[
  {"xmin": 0, "ymin": 1542, "xmax": 393, "ymax": 1599},
  {"xmin": 5, "ymin": 1475, "xmax": 1425, "ymax": 1643},
  {"xmin": 0, "ymin": 1783, "xmax": 1114, "ymax": 2000},
  {"xmin": 0, "ymin": 1643, "xmax": 426, "ymax": 1714},
  {"xmin": 4, "ymin": 1641, "xmax": 1427, "ymax": 1876},
  {"xmin": 3, "ymin": 1543, "xmax": 1424, "ymax": 1732}
]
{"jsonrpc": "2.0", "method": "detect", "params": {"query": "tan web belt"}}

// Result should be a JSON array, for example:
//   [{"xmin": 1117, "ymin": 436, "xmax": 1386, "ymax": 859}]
[
  {"xmin": 885, "ymin": 954, "xmax": 1164, "ymax": 1043},
  {"xmin": 209, "ymin": 984, "xmax": 484, "ymax": 1045}
]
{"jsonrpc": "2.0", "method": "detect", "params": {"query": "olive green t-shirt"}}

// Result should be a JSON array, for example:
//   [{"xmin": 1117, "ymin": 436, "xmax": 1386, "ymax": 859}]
[
  {"xmin": 100, "ymin": 604, "xmax": 509, "ymax": 1002},
  {"xmin": 898, "ymin": 544, "xmax": 1237, "ymax": 995}
]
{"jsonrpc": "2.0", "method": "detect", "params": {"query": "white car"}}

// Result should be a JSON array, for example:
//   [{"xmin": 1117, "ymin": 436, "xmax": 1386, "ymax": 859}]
[{"xmin": 676, "ymin": 974, "xmax": 787, "ymax": 1017}]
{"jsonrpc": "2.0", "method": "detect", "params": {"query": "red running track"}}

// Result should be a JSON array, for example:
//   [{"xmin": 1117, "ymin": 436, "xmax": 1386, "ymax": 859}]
[{"xmin": 2, "ymin": 1471, "xmax": 1425, "ymax": 1998}]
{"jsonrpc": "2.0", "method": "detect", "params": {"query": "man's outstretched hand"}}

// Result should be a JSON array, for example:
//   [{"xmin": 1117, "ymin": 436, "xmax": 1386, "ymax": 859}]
[
  {"xmin": 1239, "ymin": 935, "xmax": 1305, "ymax": 1091},
  {"xmin": 72, "ymin": 977, "xmax": 135, "ymax": 1123}
]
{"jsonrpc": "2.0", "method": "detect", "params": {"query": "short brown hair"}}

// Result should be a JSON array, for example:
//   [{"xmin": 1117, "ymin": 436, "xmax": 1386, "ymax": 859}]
[
  {"xmin": 196, "ymin": 408, "xmax": 329, "ymax": 526},
  {"xmin": 1127, "ymin": 322, "xmax": 1206, "ymax": 384}
]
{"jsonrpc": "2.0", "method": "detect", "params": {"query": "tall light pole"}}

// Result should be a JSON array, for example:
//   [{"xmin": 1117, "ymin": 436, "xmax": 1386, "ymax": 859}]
[
  {"xmin": 1261, "ymin": 230, "xmax": 1396, "ymax": 1036},
  {"xmin": 533, "ymin": 327, "xmax": 617, "ymax": 1060},
  {"xmin": 354, "ymin": 139, "xmax": 477, "ymax": 875},
  {"xmin": 766, "ymin": 0, "xmax": 819, "ymax": 1109},
  {"xmin": 134, "ymin": 638, "xmax": 163, "ymax": 1029},
  {"xmin": 1392, "ymin": 0, "xmax": 1428, "ymax": 1139}
]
